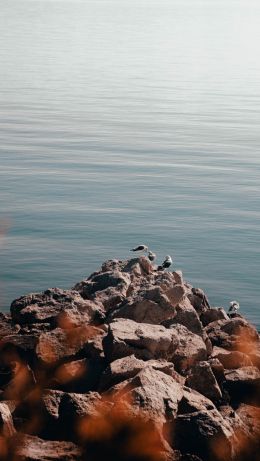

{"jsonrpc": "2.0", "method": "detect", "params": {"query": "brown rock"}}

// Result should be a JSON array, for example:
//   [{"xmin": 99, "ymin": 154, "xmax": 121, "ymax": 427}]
[
  {"xmin": 236, "ymin": 403, "xmax": 260, "ymax": 441},
  {"xmin": 0, "ymin": 401, "xmax": 16, "ymax": 437},
  {"xmin": 0, "ymin": 334, "xmax": 37, "ymax": 364},
  {"xmin": 162, "ymin": 300, "xmax": 203, "ymax": 336},
  {"xmin": 205, "ymin": 318, "xmax": 259, "ymax": 351},
  {"xmin": 99, "ymin": 355, "xmax": 146, "ymax": 390},
  {"xmin": 53, "ymin": 357, "xmax": 105, "ymax": 393},
  {"xmin": 169, "ymin": 324, "xmax": 207, "ymax": 373},
  {"xmin": 113, "ymin": 366, "xmax": 184, "ymax": 423},
  {"xmin": 235, "ymin": 404, "xmax": 260, "ymax": 460},
  {"xmin": 73, "ymin": 268, "xmax": 131, "ymax": 310},
  {"xmin": 99, "ymin": 355, "xmax": 184, "ymax": 391},
  {"xmin": 186, "ymin": 361, "xmax": 222, "ymax": 402},
  {"xmin": 224, "ymin": 366, "xmax": 260, "ymax": 405},
  {"xmin": 174, "ymin": 407, "xmax": 234, "ymax": 461},
  {"xmin": 110, "ymin": 286, "xmax": 177, "ymax": 325},
  {"xmin": 178, "ymin": 386, "xmax": 216, "ymax": 414},
  {"xmin": 0, "ymin": 313, "xmax": 17, "ymax": 339},
  {"xmin": 103, "ymin": 318, "xmax": 177, "ymax": 362},
  {"xmin": 188, "ymin": 288, "xmax": 210, "ymax": 315},
  {"xmin": 58, "ymin": 391, "xmax": 102, "ymax": 441},
  {"xmin": 208, "ymin": 358, "xmax": 225, "ymax": 385},
  {"xmin": 11, "ymin": 288, "xmax": 104, "ymax": 328},
  {"xmin": 200, "ymin": 307, "xmax": 229, "ymax": 326},
  {"xmin": 36, "ymin": 326, "xmax": 102, "ymax": 367},
  {"xmin": 211, "ymin": 346, "xmax": 252, "ymax": 369},
  {"xmin": 15, "ymin": 434, "xmax": 82, "ymax": 460},
  {"xmin": 13, "ymin": 389, "xmax": 64, "ymax": 439}
]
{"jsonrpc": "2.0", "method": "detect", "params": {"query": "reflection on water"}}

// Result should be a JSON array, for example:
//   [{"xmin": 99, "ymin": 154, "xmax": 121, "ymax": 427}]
[{"xmin": 0, "ymin": 0, "xmax": 260, "ymax": 328}]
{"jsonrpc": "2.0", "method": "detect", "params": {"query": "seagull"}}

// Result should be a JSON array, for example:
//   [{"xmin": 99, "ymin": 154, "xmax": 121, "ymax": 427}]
[
  {"xmin": 130, "ymin": 245, "xmax": 148, "ymax": 253},
  {"xmin": 148, "ymin": 251, "xmax": 156, "ymax": 262},
  {"xmin": 228, "ymin": 300, "xmax": 240, "ymax": 314},
  {"xmin": 158, "ymin": 255, "xmax": 172, "ymax": 271}
]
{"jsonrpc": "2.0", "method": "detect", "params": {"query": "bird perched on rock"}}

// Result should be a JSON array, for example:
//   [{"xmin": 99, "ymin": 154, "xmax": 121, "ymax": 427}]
[
  {"xmin": 228, "ymin": 300, "xmax": 240, "ymax": 315},
  {"xmin": 130, "ymin": 245, "xmax": 148, "ymax": 253},
  {"xmin": 158, "ymin": 255, "xmax": 172, "ymax": 271},
  {"xmin": 148, "ymin": 251, "xmax": 156, "ymax": 262}
]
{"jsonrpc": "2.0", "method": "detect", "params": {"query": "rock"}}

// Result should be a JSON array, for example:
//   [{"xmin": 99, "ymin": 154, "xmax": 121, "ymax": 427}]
[
  {"xmin": 235, "ymin": 404, "xmax": 260, "ymax": 461},
  {"xmin": 112, "ymin": 366, "xmax": 184, "ymax": 423},
  {"xmin": 224, "ymin": 366, "xmax": 260, "ymax": 405},
  {"xmin": 13, "ymin": 389, "xmax": 64, "ymax": 439},
  {"xmin": 0, "ymin": 256, "xmax": 259, "ymax": 461},
  {"xmin": 247, "ymin": 343, "xmax": 260, "ymax": 370},
  {"xmin": 211, "ymin": 346, "xmax": 252, "ymax": 369},
  {"xmin": 2, "ymin": 361, "xmax": 36, "ymax": 401},
  {"xmin": 205, "ymin": 318, "xmax": 259, "ymax": 351},
  {"xmin": 36, "ymin": 326, "xmax": 102, "ymax": 367},
  {"xmin": 11, "ymin": 288, "xmax": 104, "ymax": 328},
  {"xmin": 58, "ymin": 391, "xmax": 102, "ymax": 441},
  {"xmin": 186, "ymin": 361, "xmax": 222, "ymax": 402},
  {"xmin": 162, "ymin": 300, "xmax": 203, "ymax": 336},
  {"xmin": 110, "ymin": 286, "xmax": 177, "ymax": 325},
  {"xmin": 0, "ymin": 334, "xmax": 37, "ymax": 365},
  {"xmin": 169, "ymin": 324, "xmax": 207, "ymax": 373},
  {"xmin": 99, "ymin": 355, "xmax": 184, "ymax": 391},
  {"xmin": 53, "ymin": 357, "xmax": 105, "ymax": 393},
  {"xmin": 188, "ymin": 288, "xmax": 210, "ymax": 315},
  {"xmin": 73, "ymin": 268, "xmax": 131, "ymax": 310},
  {"xmin": 77, "ymin": 394, "xmax": 173, "ymax": 461},
  {"xmin": 103, "ymin": 318, "xmax": 177, "ymax": 362},
  {"xmin": 0, "ymin": 401, "xmax": 16, "ymax": 436},
  {"xmin": 208, "ymin": 358, "xmax": 225, "ymax": 385},
  {"xmin": 99, "ymin": 355, "xmax": 146, "ymax": 390},
  {"xmin": 174, "ymin": 407, "xmax": 234, "ymax": 461},
  {"xmin": 200, "ymin": 308, "xmax": 229, "ymax": 326},
  {"xmin": 15, "ymin": 434, "xmax": 82, "ymax": 460},
  {"xmin": 178, "ymin": 387, "xmax": 216, "ymax": 414},
  {"xmin": 0, "ymin": 313, "xmax": 17, "ymax": 339},
  {"xmin": 236, "ymin": 403, "xmax": 260, "ymax": 441}
]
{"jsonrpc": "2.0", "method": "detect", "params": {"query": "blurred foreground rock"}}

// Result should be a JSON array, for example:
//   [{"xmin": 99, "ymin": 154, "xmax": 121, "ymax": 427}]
[{"xmin": 0, "ymin": 256, "xmax": 259, "ymax": 460}]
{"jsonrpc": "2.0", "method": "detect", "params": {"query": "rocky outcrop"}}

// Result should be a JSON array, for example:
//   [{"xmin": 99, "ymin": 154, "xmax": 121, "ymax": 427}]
[{"xmin": 0, "ymin": 256, "xmax": 259, "ymax": 461}]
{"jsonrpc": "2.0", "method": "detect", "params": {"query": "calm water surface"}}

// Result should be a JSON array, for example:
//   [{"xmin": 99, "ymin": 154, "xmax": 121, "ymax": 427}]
[{"xmin": 0, "ymin": 0, "xmax": 260, "ymax": 328}]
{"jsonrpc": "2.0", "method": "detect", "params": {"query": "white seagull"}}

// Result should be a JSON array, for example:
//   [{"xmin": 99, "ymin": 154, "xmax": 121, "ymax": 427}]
[
  {"xmin": 228, "ymin": 300, "xmax": 240, "ymax": 314},
  {"xmin": 158, "ymin": 255, "xmax": 173, "ymax": 270},
  {"xmin": 148, "ymin": 251, "xmax": 156, "ymax": 262},
  {"xmin": 130, "ymin": 245, "xmax": 148, "ymax": 253}
]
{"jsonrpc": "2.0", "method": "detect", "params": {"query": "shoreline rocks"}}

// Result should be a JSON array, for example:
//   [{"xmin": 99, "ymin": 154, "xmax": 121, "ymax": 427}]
[{"xmin": 0, "ymin": 256, "xmax": 259, "ymax": 460}]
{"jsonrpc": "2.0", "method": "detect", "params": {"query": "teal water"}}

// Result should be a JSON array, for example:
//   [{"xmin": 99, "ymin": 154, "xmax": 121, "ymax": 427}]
[{"xmin": 0, "ymin": 0, "xmax": 260, "ymax": 328}]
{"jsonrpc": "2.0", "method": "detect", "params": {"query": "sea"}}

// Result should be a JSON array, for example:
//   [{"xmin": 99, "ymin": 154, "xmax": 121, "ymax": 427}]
[{"xmin": 0, "ymin": 0, "xmax": 260, "ymax": 329}]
